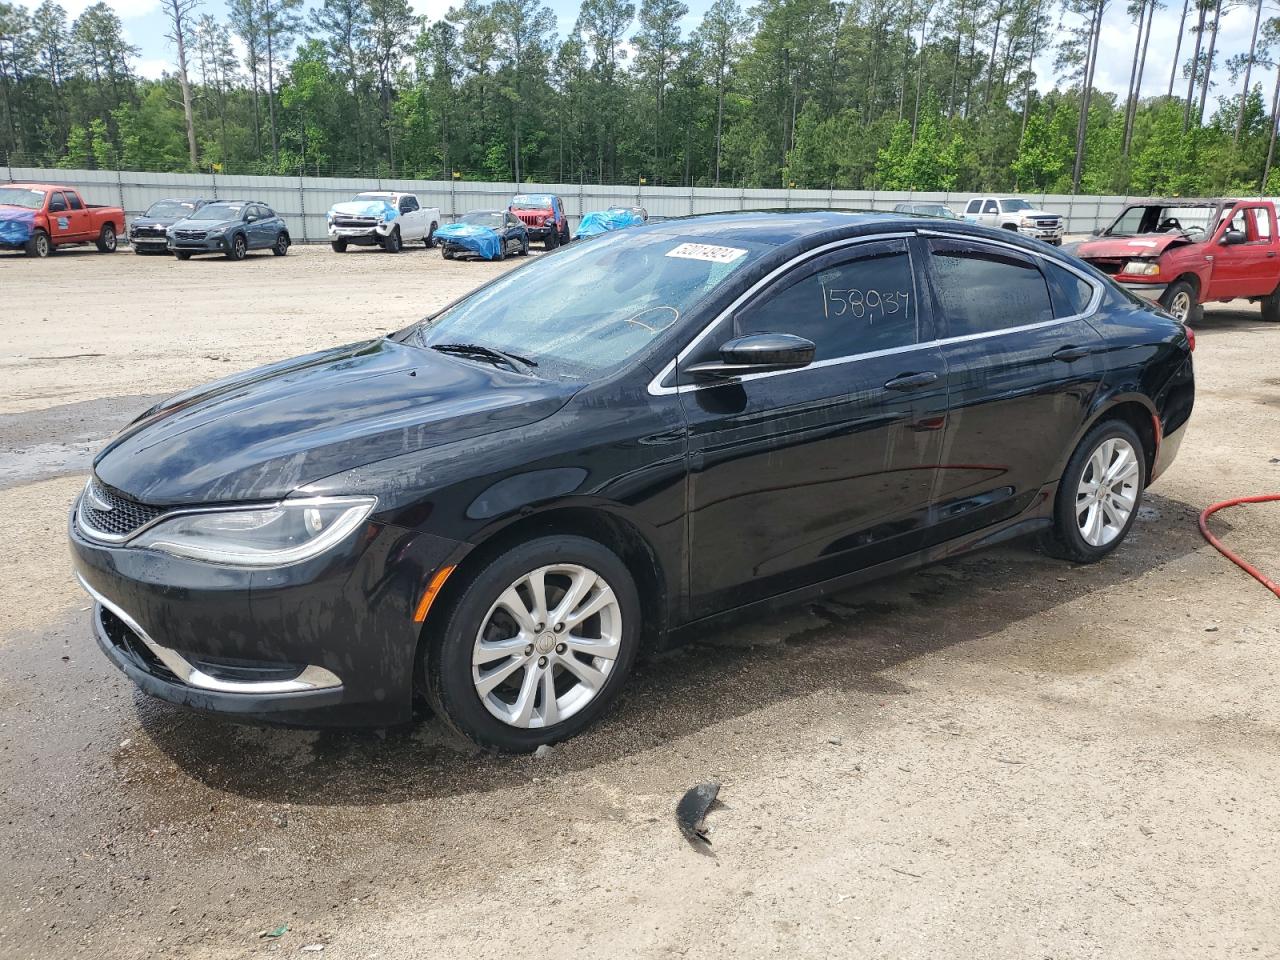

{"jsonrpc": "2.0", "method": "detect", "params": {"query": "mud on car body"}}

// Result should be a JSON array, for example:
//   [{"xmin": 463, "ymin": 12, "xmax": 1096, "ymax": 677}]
[{"xmin": 70, "ymin": 212, "xmax": 1194, "ymax": 751}]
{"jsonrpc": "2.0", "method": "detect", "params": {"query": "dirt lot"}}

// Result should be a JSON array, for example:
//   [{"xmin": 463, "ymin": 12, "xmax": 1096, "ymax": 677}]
[{"xmin": 0, "ymin": 242, "xmax": 1277, "ymax": 960}]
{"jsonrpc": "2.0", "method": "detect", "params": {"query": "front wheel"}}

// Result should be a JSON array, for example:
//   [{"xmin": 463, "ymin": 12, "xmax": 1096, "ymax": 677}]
[
  {"xmin": 1160, "ymin": 279, "xmax": 1202, "ymax": 325},
  {"xmin": 225, "ymin": 233, "xmax": 247, "ymax": 261},
  {"xmin": 95, "ymin": 223, "xmax": 117, "ymax": 252},
  {"xmin": 331, "ymin": 238, "xmax": 347, "ymax": 253},
  {"xmin": 544, "ymin": 228, "xmax": 559, "ymax": 251},
  {"xmin": 519, "ymin": 237, "xmax": 529, "ymax": 256},
  {"xmin": 25, "ymin": 229, "xmax": 51, "ymax": 258},
  {"xmin": 272, "ymin": 232, "xmax": 290, "ymax": 256},
  {"xmin": 441, "ymin": 246, "xmax": 454, "ymax": 260},
  {"xmin": 383, "ymin": 227, "xmax": 402, "ymax": 253},
  {"xmin": 1041, "ymin": 419, "xmax": 1147, "ymax": 564},
  {"xmin": 175, "ymin": 251, "xmax": 192, "ymax": 261},
  {"xmin": 424, "ymin": 536, "xmax": 641, "ymax": 751}
]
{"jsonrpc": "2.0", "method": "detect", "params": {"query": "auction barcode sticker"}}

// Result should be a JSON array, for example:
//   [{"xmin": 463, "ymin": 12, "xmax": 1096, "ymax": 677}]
[{"xmin": 665, "ymin": 242, "xmax": 748, "ymax": 264}]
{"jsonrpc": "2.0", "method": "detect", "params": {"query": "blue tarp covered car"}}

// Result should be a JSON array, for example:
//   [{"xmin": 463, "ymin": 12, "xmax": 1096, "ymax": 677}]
[
  {"xmin": 0, "ymin": 208, "xmax": 35, "ymax": 247},
  {"xmin": 436, "ymin": 210, "xmax": 528, "ymax": 260},
  {"xmin": 434, "ymin": 222, "xmax": 503, "ymax": 260},
  {"xmin": 575, "ymin": 207, "xmax": 644, "ymax": 239}
]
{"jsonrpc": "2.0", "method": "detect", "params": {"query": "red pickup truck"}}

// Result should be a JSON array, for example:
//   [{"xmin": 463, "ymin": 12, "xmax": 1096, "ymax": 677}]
[
  {"xmin": 1074, "ymin": 198, "xmax": 1280, "ymax": 324},
  {"xmin": 0, "ymin": 183, "xmax": 124, "ymax": 258}
]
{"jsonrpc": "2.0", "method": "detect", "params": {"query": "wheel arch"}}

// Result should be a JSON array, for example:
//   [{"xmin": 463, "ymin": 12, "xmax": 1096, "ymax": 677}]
[{"xmin": 1076, "ymin": 394, "xmax": 1159, "ymax": 482}]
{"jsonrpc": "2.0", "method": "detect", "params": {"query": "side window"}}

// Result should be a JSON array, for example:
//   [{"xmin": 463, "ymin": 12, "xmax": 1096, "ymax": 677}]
[
  {"xmin": 734, "ymin": 240, "xmax": 919, "ymax": 361},
  {"xmin": 1246, "ymin": 207, "xmax": 1273, "ymax": 243},
  {"xmin": 48, "ymin": 192, "xmax": 68, "ymax": 212},
  {"xmin": 965, "ymin": 199, "xmax": 981, "ymax": 214},
  {"xmin": 260, "ymin": 205, "xmax": 274, "ymax": 219},
  {"xmin": 1042, "ymin": 260, "xmax": 1095, "ymax": 318},
  {"xmin": 400, "ymin": 195, "xmax": 418, "ymax": 213},
  {"xmin": 928, "ymin": 239, "xmax": 1054, "ymax": 337},
  {"xmin": 507, "ymin": 213, "xmax": 520, "ymax": 227},
  {"xmin": 983, "ymin": 199, "xmax": 998, "ymax": 214},
  {"xmin": 66, "ymin": 192, "xmax": 84, "ymax": 210}
]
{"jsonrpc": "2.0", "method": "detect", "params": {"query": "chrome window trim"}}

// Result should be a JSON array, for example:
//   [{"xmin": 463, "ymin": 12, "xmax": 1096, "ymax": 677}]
[
  {"xmin": 646, "ymin": 228, "xmax": 1103, "ymax": 397},
  {"xmin": 77, "ymin": 574, "xmax": 342, "ymax": 694}
]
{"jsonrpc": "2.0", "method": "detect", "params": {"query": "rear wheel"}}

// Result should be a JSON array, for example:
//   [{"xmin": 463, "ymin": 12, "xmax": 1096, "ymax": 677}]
[
  {"xmin": 424, "ymin": 223, "xmax": 437, "ymax": 248},
  {"xmin": 1160, "ymin": 279, "xmax": 1202, "ymax": 325},
  {"xmin": 25, "ymin": 230, "xmax": 51, "ymax": 258},
  {"xmin": 423, "ymin": 535, "xmax": 641, "ymax": 751},
  {"xmin": 331, "ymin": 238, "xmax": 347, "ymax": 253},
  {"xmin": 1262, "ymin": 285, "xmax": 1280, "ymax": 322},
  {"xmin": 272, "ymin": 232, "xmax": 290, "ymax": 256},
  {"xmin": 1041, "ymin": 419, "xmax": 1146, "ymax": 564},
  {"xmin": 95, "ymin": 223, "xmax": 117, "ymax": 252},
  {"xmin": 226, "ymin": 233, "xmax": 247, "ymax": 261}
]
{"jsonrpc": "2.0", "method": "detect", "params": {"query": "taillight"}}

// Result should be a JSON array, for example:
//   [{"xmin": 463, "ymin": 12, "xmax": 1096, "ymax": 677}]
[{"xmin": 1185, "ymin": 326, "xmax": 1196, "ymax": 351}]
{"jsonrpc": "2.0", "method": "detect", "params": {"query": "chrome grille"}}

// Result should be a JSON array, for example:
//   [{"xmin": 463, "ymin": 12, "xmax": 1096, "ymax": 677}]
[
  {"xmin": 334, "ymin": 216, "xmax": 377, "ymax": 227},
  {"xmin": 131, "ymin": 225, "xmax": 167, "ymax": 238},
  {"xmin": 78, "ymin": 478, "xmax": 164, "ymax": 541}
]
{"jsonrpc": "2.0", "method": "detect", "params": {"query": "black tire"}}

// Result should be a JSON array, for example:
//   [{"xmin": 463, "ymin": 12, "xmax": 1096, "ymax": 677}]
[
  {"xmin": 95, "ymin": 223, "xmax": 117, "ymax": 252},
  {"xmin": 424, "ymin": 223, "xmax": 437, "ymax": 248},
  {"xmin": 331, "ymin": 239, "xmax": 347, "ymax": 253},
  {"xmin": 423, "ymin": 535, "xmax": 642, "ymax": 751},
  {"xmin": 495, "ymin": 241, "xmax": 506, "ymax": 261},
  {"xmin": 1262, "ymin": 285, "xmax": 1280, "ymax": 322},
  {"xmin": 519, "ymin": 237, "xmax": 529, "ymax": 256},
  {"xmin": 133, "ymin": 245, "xmax": 147, "ymax": 255},
  {"xmin": 442, "ymin": 246, "xmax": 454, "ymax": 260},
  {"xmin": 544, "ymin": 228, "xmax": 559, "ymax": 251},
  {"xmin": 1041, "ymin": 418, "xmax": 1147, "ymax": 564},
  {"xmin": 1160, "ymin": 278, "xmax": 1202, "ymax": 325},
  {"xmin": 272, "ymin": 232, "xmax": 290, "ymax": 256},
  {"xmin": 383, "ymin": 227, "xmax": 402, "ymax": 253},
  {"xmin": 226, "ymin": 233, "xmax": 247, "ymax": 261},
  {"xmin": 1002, "ymin": 222, "xmax": 1018, "ymax": 231},
  {"xmin": 561, "ymin": 223, "xmax": 571, "ymax": 245},
  {"xmin": 175, "ymin": 251, "xmax": 192, "ymax": 260},
  {"xmin": 25, "ymin": 229, "xmax": 51, "ymax": 258}
]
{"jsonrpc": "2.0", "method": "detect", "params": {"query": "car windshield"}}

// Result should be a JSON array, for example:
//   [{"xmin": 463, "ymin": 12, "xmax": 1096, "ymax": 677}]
[
  {"xmin": 145, "ymin": 200, "xmax": 198, "ymax": 218},
  {"xmin": 511, "ymin": 195, "xmax": 552, "ymax": 210},
  {"xmin": 190, "ymin": 202, "xmax": 243, "ymax": 220},
  {"xmin": 410, "ymin": 230, "xmax": 768, "ymax": 379},
  {"xmin": 0, "ymin": 187, "xmax": 45, "ymax": 209},
  {"xmin": 461, "ymin": 211, "xmax": 506, "ymax": 229},
  {"xmin": 353, "ymin": 193, "xmax": 392, "ymax": 202},
  {"xmin": 1107, "ymin": 204, "xmax": 1218, "ymax": 237},
  {"xmin": 1001, "ymin": 199, "xmax": 1032, "ymax": 211}
]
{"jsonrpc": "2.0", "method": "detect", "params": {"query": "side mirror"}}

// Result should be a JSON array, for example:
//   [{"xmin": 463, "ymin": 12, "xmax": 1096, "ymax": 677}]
[
  {"xmin": 685, "ymin": 333, "xmax": 816, "ymax": 379},
  {"xmin": 1221, "ymin": 229, "xmax": 1247, "ymax": 245},
  {"xmin": 1091, "ymin": 227, "xmax": 1103, "ymax": 236}
]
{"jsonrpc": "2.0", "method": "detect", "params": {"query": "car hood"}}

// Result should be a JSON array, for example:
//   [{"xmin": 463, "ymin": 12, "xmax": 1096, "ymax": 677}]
[
  {"xmin": 0, "ymin": 204, "xmax": 37, "ymax": 221},
  {"xmin": 329, "ymin": 200, "xmax": 397, "ymax": 219},
  {"xmin": 93, "ymin": 337, "xmax": 580, "ymax": 506},
  {"xmin": 132, "ymin": 215, "xmax": 186, "ymax": 228},
  {"xmin": 1075, "ymin": 233, "xmax": 1196, "ymax": 259},
  {"xmin": 171, "ymin": 217, "xmax": 238, "ymax": 231}
]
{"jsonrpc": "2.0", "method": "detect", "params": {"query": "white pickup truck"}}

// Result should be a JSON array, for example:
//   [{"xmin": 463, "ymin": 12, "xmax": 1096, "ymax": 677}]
[
  {"xmin": 962, "ymin": 196, "xmax": 1065, "ymax": 245},
  {"xmin": 326, "ymin": 191, "xmax": 441, "ymax": 253}
]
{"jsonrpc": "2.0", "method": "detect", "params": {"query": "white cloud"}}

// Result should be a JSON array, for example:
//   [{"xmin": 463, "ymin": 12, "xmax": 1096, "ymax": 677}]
[
  {"xmin": 135, "ymin": 56, "xmax": 170, "ymax": 79},
  {"xmin": 21, "ymin": 0, "xmax": 160, "ymax": 19}
]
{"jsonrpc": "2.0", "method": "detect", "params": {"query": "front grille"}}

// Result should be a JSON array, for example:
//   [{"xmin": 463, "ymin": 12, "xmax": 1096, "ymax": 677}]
[
  {"xmin": 1088, "ymin": 258, "xmax": 1125, "ymax": 275},
  {"xmin": 334, "ymin": 216, "xmax": 376, "ymax": 228},
  {"xmin": 173, "ymin": 230, "xmax": 206, "ymax": 241},
  {"xmin": 79, "ymin": 478, "xmax": 165, "ymax": 540},
  {"xmin": 514, "ymin": 212, "xmax": 545, "ymax": 225},
  {"xmin": 1034, "ymin": 218, "xmax": 1060, "ymax": 228},
  {"xmin": 131, "ymin": 226, "xmax": 166, "ymax": 238}
]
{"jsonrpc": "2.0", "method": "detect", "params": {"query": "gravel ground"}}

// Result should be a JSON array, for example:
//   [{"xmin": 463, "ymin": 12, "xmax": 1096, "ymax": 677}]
[{"xmin": 0, "ymin": 242, "xmax": 1277, "ymax": 960}]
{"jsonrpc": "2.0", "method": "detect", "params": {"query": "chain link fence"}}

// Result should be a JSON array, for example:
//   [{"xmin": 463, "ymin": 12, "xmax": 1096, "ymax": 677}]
[{"xmin": 4, "ymin": 161, "xmax": 1161, "ymax": 242}]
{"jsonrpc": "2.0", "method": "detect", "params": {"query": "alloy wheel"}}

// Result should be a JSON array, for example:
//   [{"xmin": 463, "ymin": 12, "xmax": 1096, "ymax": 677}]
[
  {"xmin": 471, "ymin": 563, "xmax": 621, "ymax": 729},
  {"xmin": 1075, "ymin": 437, "xmax": 1140, "ymax": 547},
  {"xmin": 36, "ymin": 233, "xmax": 50, "ymax": 257},
  {"xmin": 1168, "ymin": 290, "xmax": 1191, "ymax": 321}
]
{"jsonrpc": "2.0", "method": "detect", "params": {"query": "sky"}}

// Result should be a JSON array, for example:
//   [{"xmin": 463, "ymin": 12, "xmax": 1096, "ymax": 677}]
[{"xmin": 18, "ymin": 0, "xmax": 1275, "ymax": 112}]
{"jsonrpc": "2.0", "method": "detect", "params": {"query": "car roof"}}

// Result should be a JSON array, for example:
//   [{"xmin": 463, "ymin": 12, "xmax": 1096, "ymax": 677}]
[
  {"xmin": 1130, "ymin": 198, "xmax": 1237, "ymax": 207},
  {"xmin": 4, "ymin": 183, "xmax": 75, "ymax": 192}
]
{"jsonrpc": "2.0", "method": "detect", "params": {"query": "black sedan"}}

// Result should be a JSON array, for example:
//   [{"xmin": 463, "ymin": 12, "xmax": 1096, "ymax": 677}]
[
  {"xmin": 70, "ymin": 212, "xmax": 1194, "ymax": 751},
  {"xmin": 128, "ymin": 197, "xmax": 206, "ymax": 253},
  {"xmin": 168, "ymin": 200, "xmax": 291, "ymax": 260}
]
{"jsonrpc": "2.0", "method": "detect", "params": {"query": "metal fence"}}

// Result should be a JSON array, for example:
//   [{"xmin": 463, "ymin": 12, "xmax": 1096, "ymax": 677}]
[{"xmin": 0, "ymin": 163, "xmax": 1204, "ymax": 241}]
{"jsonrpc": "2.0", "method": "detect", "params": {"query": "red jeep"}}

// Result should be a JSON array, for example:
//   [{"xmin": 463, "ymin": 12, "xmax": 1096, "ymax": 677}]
[
  {"xmin": 509, "ymin": 193, "xmax": 570, "ymax": 250},
  {"xmin": 1074, "ymin": 198, "xmax": 1280, "ymax": 324},
  {"xmin": 0, "ymin": 183, "xmax": 124, "ymax": 257}
]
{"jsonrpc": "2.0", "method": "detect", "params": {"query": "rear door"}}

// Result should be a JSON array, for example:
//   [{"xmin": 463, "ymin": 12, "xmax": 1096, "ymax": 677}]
[
  {"xmin": 919, "ymin": 234, "xmax": 1106, "ymax": 545},
  {"xmin": 678, "ymin": 236, "xmax": 949, "ymax": 617}
]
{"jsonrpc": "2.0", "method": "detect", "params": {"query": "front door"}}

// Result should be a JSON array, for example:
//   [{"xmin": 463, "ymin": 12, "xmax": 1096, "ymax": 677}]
[
  {"xmin": 679, "ymin": 237, "xmax": 949, "ymax": 618},
  {"xmin": 1205, "ymin": 203, "xmax": 1277, "ymax": 299},
  {"xmin": 919, "ymin": 235, "xmax": 1106, "ymax": 544}
]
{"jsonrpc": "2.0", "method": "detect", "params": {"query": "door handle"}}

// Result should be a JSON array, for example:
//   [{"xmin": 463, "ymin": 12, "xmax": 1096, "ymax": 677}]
[
  {"xmin": 1051, "ymin": 345, "xmax": 1090, "ymax": 363},
  {"xmin": 884, "ymin": 371, "xmax": 939, "ymax": 391},
  {"xmin": 1267, "ymin": 251, "xmax": 1276, "ymax": 258}
]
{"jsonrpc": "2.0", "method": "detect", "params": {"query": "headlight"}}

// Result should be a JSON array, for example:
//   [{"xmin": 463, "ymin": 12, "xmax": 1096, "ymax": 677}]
[
  {"xmin": 1020, "ymin": 217, "xmax": 1036, "ymax": 227},
  {"xmin": 1123, "ymin": 260, "xmax": 1160, "ymax": 276},
  {"xmin": 130, "ymin": 496, "xmax": 376, "ymax": 566}
]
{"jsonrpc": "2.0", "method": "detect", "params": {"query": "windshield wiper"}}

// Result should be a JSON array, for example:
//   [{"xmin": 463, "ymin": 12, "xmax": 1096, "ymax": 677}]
[{"xmin": 429, "ymin": 342, "xmax": 538, "ymax": 374}]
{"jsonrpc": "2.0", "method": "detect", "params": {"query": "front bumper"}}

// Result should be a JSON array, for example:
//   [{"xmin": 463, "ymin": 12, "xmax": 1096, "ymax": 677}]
[
  {"xmin": 1119, "ymin": 281, "xmax": 1169, "ymax": 303},
  {"xmin": 1019, "ymin": 224, "xmax": 1065, "ymax": 243},
  {"xmin": 328, "ymin": 225, "xmax": 390, "ymax": 245},
  {"xmin": 69, "ymin": 506, "xmax": 463, "ymax": 726},
  {"xmin": 170, "ymin": 234, "xmax": 229, "ymax": 252},
  {"xmin": 129, "ymin": 232, "xmax": 169, "ymax": 248}
]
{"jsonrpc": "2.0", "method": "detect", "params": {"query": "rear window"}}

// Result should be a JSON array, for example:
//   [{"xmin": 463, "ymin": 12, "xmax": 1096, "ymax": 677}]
[{"xmin": 928, "ymin": 239, "xmax": 1053, "ymax": 336}]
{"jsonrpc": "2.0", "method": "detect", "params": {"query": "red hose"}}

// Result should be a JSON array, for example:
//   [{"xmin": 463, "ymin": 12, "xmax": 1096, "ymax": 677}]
[{"xmin": 1198, "ymin": 495, "xmax": 1280, "ymax": 599}]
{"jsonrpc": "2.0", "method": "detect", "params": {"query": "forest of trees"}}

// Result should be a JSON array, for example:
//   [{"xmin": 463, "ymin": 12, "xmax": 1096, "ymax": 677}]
[{"xmin": 2, "ymin": 0, "xmax": 1280, "ymax": 195}]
